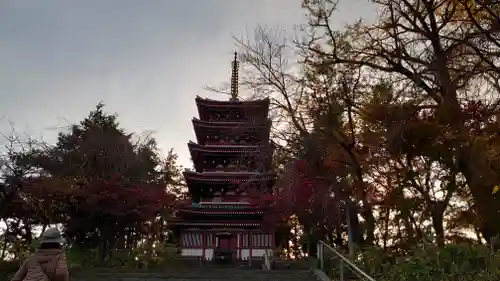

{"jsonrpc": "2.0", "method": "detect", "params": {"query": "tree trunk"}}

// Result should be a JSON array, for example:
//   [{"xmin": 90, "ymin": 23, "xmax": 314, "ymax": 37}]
[
  {"xmin": 24, "ymin": 224, "xmax": 32, "ymax": 245},
  {"xmin": 430, "ymin": 210, "xmax": 445, "ymax": 246},
  {"xmin": 39, "ymin": 225, "xmax": 47, "ymax": 238},
  {"xmin": 347, "ymin": 201, "xmax": 364, "ymax": 246},
  {"xmin": 458, "ymin": 150, "xmax": 498, "ymax": 241},
  {"xmin": 361, "ymin": 201, "xmax": 375, "ymax": 245},
  {"xmin": 0, "ymin": 221, "xmax": 8, "ymax": 260},
  {"xmin": 353, "ymin": 163, "xmax": 375, "ymax": 245},
  {"xmin": 437, "ymin": 64, "xmax": 499, "ymax": 242},
  {"xmin": 99, "ymin": 239, "xmax": 108, "ymax": 262},
  {"xmin": 99, "ymin": 227, "xmax": 115, "ymax": 262}
]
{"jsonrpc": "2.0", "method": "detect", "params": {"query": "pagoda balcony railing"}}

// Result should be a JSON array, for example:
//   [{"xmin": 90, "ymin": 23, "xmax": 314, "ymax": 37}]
[
  {"xmin": 205, "ymin": 140, "xmax": 260, "ymax": 146},
  {"xmin": 204, "ymin": 167, "xmax": 256, "ymax": 173},
  {"xmin": 205, "ymin": 117, "xmax": 249, "ymax": 123}
]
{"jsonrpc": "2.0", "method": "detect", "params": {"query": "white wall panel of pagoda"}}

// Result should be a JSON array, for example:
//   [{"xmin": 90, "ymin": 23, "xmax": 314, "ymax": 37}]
[
  {"xmin": 239, "ymin": 233, "xmax": 273, "ymax": 247},
  {"xmin": 205, "ymin": 249, "xmax": 214, "ymax": 260},
  {"xmin": 180, "ymin": 231, "xmax": 274, "ymax": 260},
  {"xmin": 180, "ymin": 232, "xmax": 215, "ymax": 260},
  {"xmin": 181, "ymin": 232, "xmax": 200, "ymax": 247},
  {"xmin": 239, "ymin": 249, "xmax": 266, "ymax": 260},
  {"xmin": 181, "ymin": 249, "xmax": 203, "ymax": 258},
  {"xmin": 180, "ymin": 249, "xmax": 215, "ymax": 261}
]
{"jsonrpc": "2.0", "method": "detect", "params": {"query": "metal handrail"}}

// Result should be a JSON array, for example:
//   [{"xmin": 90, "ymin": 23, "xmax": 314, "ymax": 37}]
[{"xmin": 317, "ymin": 241, "xmax": 376, "ymax": 281}]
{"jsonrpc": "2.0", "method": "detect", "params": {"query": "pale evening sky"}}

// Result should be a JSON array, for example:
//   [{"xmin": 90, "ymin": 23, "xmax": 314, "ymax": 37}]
[{"xmin": 0, "ymin": 0, "xmax": 376, "ymax": 169}]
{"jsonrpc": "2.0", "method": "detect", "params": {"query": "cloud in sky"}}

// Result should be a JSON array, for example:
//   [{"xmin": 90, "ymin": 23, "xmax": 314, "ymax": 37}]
[{"xmin": 0, "ymin": 0, "xmax": 376, "ymax": 168}]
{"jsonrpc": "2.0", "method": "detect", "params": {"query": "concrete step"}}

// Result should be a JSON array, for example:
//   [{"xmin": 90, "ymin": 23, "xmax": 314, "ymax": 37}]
[
  {"xmin": 273, "ymin": 257, "xmax": 314, "ymax": 270},
  {"xmin": 172, "ymin": 257, "xmax": 264, "ymax": 269},
  {"xmin": 72, "ymin": 268, "xmax": 317, "ymax": 281}
]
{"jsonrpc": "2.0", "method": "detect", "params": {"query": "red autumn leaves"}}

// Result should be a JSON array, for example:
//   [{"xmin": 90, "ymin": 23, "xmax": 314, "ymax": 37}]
[
  {"xmin": 6, "ymin": 176, "xmax": 175, "ymax": 224},
  {"xmin": 273, "ymin": 159, "xmax": 321, "ymax": 218}
]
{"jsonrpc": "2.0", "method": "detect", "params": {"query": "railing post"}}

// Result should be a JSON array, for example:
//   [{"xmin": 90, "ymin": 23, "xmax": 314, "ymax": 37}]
[
  {"xmin": 263, "ymin": 249, "xmax": 271, "ymax": 270},
  {"xmin": 339, "ymin": 259, "xmax": 344, "ymax": 281},
  {"xmin": 345, "ymin": 200, "xmax": 355, "ymax": 259},
  {"xmin": 318, "ymin": 243, "xmax": 324, "ymax": 270},
  {"xmin": 317, "ymin": 241, "xmax": 377, "ymax": 281}
]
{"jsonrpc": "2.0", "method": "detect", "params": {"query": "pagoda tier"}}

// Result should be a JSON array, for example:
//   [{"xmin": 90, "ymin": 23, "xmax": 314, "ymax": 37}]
[
  {"xmin": 184, "ymin": 170, "xmax": 276, "ymax": 181},
  {"xmin": 175, "ymin": 222, "xmax": 263, "ymax": 228},
  {"xmin": 187, "ymin": 141, "xmax": 273, "ymax": 173},
  {"xmin": 195, "ymin": 96, "xmax": 270, "ymax": 123},
  {"xmin": 174, "ymin": 199, "xmax": 275, "ymax": 259},
  {"xmin": 192, "ymin": 118, "xmax": 271, "ymax": 146},
  {"xmin": 183, "ymin": 170, "xmax": 276, "ymax": 200},
  {"xmin": 179, "ymin": 208, "xmax": 265, "ymax": 219},
  {"xmin": 176, "ymin": 201, "xmax": 267, "ymax": 222}
]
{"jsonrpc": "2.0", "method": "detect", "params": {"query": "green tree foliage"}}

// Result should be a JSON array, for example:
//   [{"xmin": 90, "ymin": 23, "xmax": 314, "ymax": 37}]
[
  {"xmin": 300, "ymin": 0, "xmax": 500, "ymax": 242},
  {"xmin": 361, "ymin": 243, "xmax": 500, "ymax": 281},
  {"xmin": 0, "ymin": 103, "xmax": 184, "ymax": 263},
  {"xmin": 0, "ymin": 0, "xmax": 498, "ymax": 277},
  {"xmin": 234, "ymin": 0, "xmax": 500, "ymax": 267}
]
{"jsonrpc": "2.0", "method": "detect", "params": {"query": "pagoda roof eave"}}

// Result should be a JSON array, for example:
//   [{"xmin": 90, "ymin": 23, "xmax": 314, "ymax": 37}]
[
  {"xmin": 180, "ymin": 200, "xmax": 270, "ymax": 210},
  {"xmin": 188, "ymin": 141, "xmax": 264, "ymax": 153},
  {"xmin": 183, "ymin": 170, "xmax": 276, "ymax": 180},
  {"xmin": 179, "ymin": 208, "xmax": 264, "ymax": 216},
  {"xmin": 191, "ymin": 118, "xmax": 271, "ymax": 128},
  {"xmin": 195, "ymin": 96, "xmax": 270, "ymax": 107},
  {"xmin": 174, "ymin": 222, "xmax": 262, "ymax": 227}
]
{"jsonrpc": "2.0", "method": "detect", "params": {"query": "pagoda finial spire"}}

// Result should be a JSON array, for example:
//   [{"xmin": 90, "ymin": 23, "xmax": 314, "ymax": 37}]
[{"xmin": 230, "ymin": 52, "xmax": 239, "ymax": 101}]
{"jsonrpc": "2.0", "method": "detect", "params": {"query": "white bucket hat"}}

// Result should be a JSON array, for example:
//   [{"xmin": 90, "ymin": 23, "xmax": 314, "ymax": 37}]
[{"xmin": 40, "ymin": 227, "xmax": 65, "ymax": 244}]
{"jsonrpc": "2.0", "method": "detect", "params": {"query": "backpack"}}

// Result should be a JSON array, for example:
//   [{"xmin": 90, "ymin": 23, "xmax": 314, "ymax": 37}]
[{"xmin": 34, "ymin": 253, "xmax": 63, "ymax": 281}]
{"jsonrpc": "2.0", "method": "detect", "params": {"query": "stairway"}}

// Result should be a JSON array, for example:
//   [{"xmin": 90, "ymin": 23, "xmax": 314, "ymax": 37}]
[
  {"xmin": 173, "ymin": 256, "xmax": 266, "ymax": 269},
  {"xmin": 72, "ymin": 267, "xmax": 319, "ymax": 281}
]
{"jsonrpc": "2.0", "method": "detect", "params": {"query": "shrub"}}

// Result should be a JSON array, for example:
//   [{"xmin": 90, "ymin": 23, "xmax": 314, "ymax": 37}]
[
  {"xmin": 0, "ymin": 261, "xmax": 20, "ymax": 281},
  {"xmin": 359, "ymin": 243, "xmax": 500, "ymax": 281}
]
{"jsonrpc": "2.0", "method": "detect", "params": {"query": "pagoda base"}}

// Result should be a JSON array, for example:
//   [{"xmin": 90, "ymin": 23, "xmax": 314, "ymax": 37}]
[
  {"xmin": 175, "ymin": 255, "xmax": 265, "ymax": 269},
  {"xmin": 180, "ymin": 248, "xmax": 270, "ymax": 261},
  {"xmin": 179, "ymin": 229, "xmax": 275, "ymax": 261}
]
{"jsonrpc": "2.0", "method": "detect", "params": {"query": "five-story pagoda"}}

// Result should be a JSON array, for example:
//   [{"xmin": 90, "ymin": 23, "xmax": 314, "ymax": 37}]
[{"xmin": 175, "ymin": 53, "xmax": 277, "ymax": 263}]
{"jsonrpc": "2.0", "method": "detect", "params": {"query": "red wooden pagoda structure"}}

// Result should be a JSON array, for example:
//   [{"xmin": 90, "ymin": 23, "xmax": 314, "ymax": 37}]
[{"xmin": 175, "ymin": 53, "xmax": 277, "ymax": 263}]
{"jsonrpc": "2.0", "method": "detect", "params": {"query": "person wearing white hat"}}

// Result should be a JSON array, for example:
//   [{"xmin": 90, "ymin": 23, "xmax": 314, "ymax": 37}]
[{"xmin": 10, "ymin": 227, "xmax": 70, "ymax": 281}]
